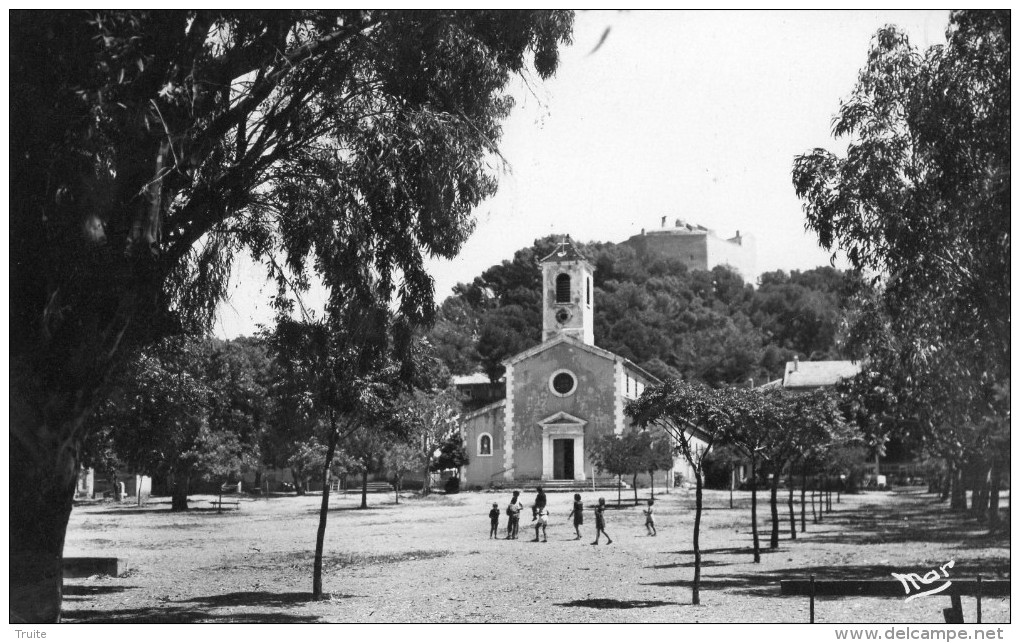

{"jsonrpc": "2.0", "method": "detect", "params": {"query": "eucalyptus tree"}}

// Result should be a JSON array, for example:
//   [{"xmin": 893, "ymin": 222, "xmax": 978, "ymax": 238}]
[
  {"xmin": 793, "ymin": 11, "xmax": 1008, "ymax": 521},
  {"xmin": 627, "ymin": 379, "xmax": 734, "ymax": 606},
  {"xmin": 10, "ymin": 10, "xmax": 573, "ymax": 621}
]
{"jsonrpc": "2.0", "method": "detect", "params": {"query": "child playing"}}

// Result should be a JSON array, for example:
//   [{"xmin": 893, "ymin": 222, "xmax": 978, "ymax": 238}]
[
  {"xmin": 505, "ymin": 490, "xmax": 523, "ymax": 539},
  {"xmin": 489, "ymin": 502, "xmax": 500, "ymax": 538},
  {"xmin": 592, "ymin": 497, "xmax": 612, "ymax": 545},
  {"xmin": 531, "ymin": 505, "xmax": 550, "ymax": 542},
  {"xmin": 644, "ymin": 498, "xmax": 657, "ymax": 536},
  {"xmin": 567, "ymin": 493, "xmax": 584, "ymax": 540}
]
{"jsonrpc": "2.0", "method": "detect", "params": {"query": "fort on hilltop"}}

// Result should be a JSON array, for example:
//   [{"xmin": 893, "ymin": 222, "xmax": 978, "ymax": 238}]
[{"xmin": 621, "ymin": 217, "xmax": 756, "ymax": 279}]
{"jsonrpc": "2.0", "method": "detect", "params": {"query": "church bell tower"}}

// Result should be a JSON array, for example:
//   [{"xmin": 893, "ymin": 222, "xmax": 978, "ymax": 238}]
[{"xmin": 540, "ymin": 237, "xmax": 594, "ymax": 345}]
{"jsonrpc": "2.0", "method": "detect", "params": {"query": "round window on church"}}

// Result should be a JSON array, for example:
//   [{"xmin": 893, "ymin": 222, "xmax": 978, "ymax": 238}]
[{"xmin": 550, "ymin": 370, "xmax": 577, "ymax": 397}]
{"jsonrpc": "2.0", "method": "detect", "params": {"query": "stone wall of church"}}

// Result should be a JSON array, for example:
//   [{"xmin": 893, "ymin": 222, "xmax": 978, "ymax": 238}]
[
  {"xmin": 510, "ymin": 342, "xmax": 618, "ymax": 481},
  {"xmin": 461, "ymin": 402, "xmax": 505, "ymax": 487}
]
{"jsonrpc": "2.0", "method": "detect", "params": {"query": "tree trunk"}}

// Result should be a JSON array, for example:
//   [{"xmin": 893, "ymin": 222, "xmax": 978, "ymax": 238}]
[
  {"xmin": 9, "ymin": 138, "xmax": 167, "ymax": 621},
  {"xmin": 632, "ymin": 473, "xmax": 639, "ymax": 505},
  {"xmin": 692, "ymin": 468, "xmax": 704, "ymax": 606},
  {"xmin": 360, "ymin": 470, "xmax": 368, "ymax": 509},
  {"xmin": 750, "ymin": 456, "xmax": 760, "ymax": 563},
  {"xmin": 950, "ymin": 467, "xmax": 966, "ymax": 510},
  {"xmin": 811, "ymin": 478, "xmax": 818, "ymax": 523},
  {"xmin": 729, "ymin": 466, "xmax": 735, "ymax": 510},
  {"xmin": 800, "ymin": 472, "xmax": 807, "ymax": 533},
  {"xmin": 10, "ymin": 428, "xmax": 79, "ymax": 623},
  {"xmin": 649, "ymin": 471, "xmax": 655, "ymax": 500},
  {"xmin": 394, "ymin": 475, "xmax": 401, "ymax": 505},
  {"xmin": 293, "ymin": 468, "xmax": 306, "ymax": 496},
  {"xmin": 421, "ymin": 460, "xmax": 431, "ymax": 496},
  {"xmin": 971, "ymin": 466, "xmax": 990, "ymax": 520},
  {"xmin": 940, "ymin": 468, "xmax": 952, "ymax": 501},
  {"xmin": 788, "ymin": 477, "xmax": 797, "ymax": 540},
  {"xmin": 987, "ymin": 458, "xmax": 1002, "ymax": 529},
  {"xmin": 312, "ymin": 425, "xmax": 339, "ymax": 600},
  {"xmin": 171, "ymin": 473, "xmax": 190, "ymax": 512},
  {"xmin": 617, "ymin": 474, "xmax": 622, "ymax": 507},
  {"xmin": 769, "ymin": 469, "xmax": 780, "ymax": 549}
]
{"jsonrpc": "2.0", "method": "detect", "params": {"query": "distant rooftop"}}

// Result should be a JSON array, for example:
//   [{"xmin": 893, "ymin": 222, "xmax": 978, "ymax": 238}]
[
  {"xmin": 452, "ymin": 373, "xmax": 502, "ymax": 386},
  {"xmin": 643, "ymin": 217, "xmax": 711, "ymax": 236},
  {"xmin": 782, "ymin": 360, "xmax": 862, "ymax": 389}
]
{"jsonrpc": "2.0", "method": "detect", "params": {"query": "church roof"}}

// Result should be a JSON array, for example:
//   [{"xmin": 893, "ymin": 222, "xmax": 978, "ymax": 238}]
[
  {"xmin": 462, "ymin": 398, "xmax": 506, "ymax": 421},
  {"xmin": 502, "ymin": 334, "xmax": 661, "ymax": 385},
  {"xmin": 540, "ymin": 237, "xmax": 588, "ymax": 263}
]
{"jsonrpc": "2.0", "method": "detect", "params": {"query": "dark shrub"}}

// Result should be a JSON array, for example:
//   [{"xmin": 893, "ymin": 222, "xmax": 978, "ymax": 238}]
[{"xmin": 444, "ymin": 477, "xmax": 461, "ymax": 494}]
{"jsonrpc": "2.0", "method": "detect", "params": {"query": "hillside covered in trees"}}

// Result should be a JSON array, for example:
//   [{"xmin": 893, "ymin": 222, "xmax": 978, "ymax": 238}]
[{"xmin": 429, "ymin": 236, "xmax": 867, "ymax": 386}]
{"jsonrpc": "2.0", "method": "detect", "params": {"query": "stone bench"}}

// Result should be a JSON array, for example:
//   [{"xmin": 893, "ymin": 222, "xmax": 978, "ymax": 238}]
[
  {"xmin": 63, "ymin": 557, "xmax": 127, "ymax": 578},
  {"xmin": 781, "ymin": 577, "xmax": 1010, "ymax": 623},
  {"xmin": 209, "ymin": 498, "xmax": 241, "ymax": 510}
]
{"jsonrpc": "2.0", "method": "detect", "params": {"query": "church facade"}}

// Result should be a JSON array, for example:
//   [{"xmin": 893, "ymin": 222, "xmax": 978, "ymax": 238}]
[{"xmin": 459, "ymin": 239, "xmax": 701, "ymax": 488}]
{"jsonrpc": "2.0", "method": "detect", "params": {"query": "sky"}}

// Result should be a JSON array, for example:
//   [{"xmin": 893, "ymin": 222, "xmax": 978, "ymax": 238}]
[{"xmin": 214, "ymin": 10, "xmax": 950, "ymax": 339}]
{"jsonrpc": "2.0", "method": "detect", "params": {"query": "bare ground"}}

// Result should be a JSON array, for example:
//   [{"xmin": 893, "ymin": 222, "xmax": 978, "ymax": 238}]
[{"xmin": 60, "ymin": 487, "xmax": 1010, "ymax": 623}]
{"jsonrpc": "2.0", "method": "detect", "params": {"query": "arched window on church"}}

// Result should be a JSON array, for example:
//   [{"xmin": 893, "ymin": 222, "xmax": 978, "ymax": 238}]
[
  {"xmin": 478, "ymin": 434, "xmax": 492, "ymax": 456},
  {"xmin": 556, "ymin": 274, "xmax": 571, "ymax": 303}
]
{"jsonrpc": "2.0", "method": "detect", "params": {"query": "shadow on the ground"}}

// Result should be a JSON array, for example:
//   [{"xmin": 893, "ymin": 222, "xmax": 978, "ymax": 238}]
[
  {"xmin": 87, "ymin": 506, "xmax": 249, "ymax": 516},
  {"xmin": 668, "ymin": 546, "xmax": 764, "ymax": 557},
  {"xmin": 794, "ymin": 499, "xmax": 1011, "ymax": 547},
  {"xmin": 180, "ymin": 591, "xmax": 358, "ymax": 609},
  {"xmin": 641, "ymin": 558, "xmax": 1012, "ymax": 600},
  {"xmin": 63, "ymin": 585, "xmax": 137, "ymax": 597},
  {"xmin": 555, "ymin": 598, "xmax": 681, "ymax": 610},
  {"xmin": 324, "ymin": 504, "xmax": 396, "ymax": 514},
  {"xmin": 650, "ymin": 560, "xmax": 731, "ymax": 570},
  {"xmin": 61, "ymin": 606, "xmax": 319, "ymax": 623}
]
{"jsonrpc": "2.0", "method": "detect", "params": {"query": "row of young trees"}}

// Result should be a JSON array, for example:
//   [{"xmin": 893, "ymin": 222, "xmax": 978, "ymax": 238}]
[
  {"xmin": 586, "ymin": 430, "xmax": 674, "ymax": 506},
  {"xmin": 627, "ymin": 380, "xmax": 858, "ymax": 605}
]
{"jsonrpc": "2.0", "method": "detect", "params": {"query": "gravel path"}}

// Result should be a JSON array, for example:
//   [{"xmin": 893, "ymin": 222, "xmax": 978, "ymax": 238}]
[{"xmin": 61, "ymin": 487, "xmax": 1009, "ymax": 623}]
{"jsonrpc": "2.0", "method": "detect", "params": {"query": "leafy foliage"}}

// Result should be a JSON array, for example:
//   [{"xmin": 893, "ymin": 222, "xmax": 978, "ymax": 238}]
[
  {"xmin": 434, "ymin": 433, "xmax": 470, "ymax": 475},
  {"xmin": 430, "ymin": 236, "xmax": 866, "ymax": 385},
  {"xmin": 391, "ymin": 387, "xmax": 463, "ymax": 495},
  {"xmin": 792, "ymin": 11, "xmax": 1009, "ymax": 507},
  {"xmin": 87, "ymin": 336, "xmax": 268, "ymax": 510}
]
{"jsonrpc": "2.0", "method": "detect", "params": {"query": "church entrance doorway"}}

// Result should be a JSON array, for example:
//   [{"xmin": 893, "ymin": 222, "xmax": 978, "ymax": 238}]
[
  {"xmin": 553, "ymin": 439, "xmax": 575, "ymax": 480},
  {"xmin": 538, "ymin": 412, "xmax": 586, "ymax": 482}
]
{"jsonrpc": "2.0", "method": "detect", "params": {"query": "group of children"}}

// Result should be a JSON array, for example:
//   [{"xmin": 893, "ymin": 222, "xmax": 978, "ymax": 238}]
[{"xmin": 488, "ymin": 488, "xmax": 657, "ymax": 545}]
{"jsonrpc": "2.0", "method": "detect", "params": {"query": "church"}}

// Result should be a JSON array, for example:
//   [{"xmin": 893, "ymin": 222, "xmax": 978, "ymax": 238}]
[{"xmin": 458, "ymin": 238, "xmax": 703, "ymax": 489}]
